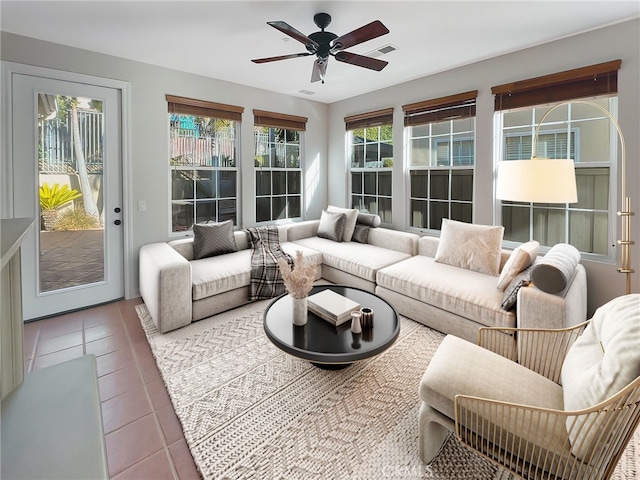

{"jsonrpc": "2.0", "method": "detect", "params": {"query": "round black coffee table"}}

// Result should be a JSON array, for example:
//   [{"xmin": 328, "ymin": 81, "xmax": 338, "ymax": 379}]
[{"xmin": 263, "ymin": 285, "xmax": 400, "ymax": 369}]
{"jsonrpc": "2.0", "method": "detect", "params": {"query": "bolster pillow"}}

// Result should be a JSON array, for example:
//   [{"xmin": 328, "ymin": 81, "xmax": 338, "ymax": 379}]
[
  {"xmin": 531, "ymin": 243, "xmax": 581, "ymax": 294},
  {"xmin": 357, "ymin": 212, "xmax": 381, "ymax": 228}
]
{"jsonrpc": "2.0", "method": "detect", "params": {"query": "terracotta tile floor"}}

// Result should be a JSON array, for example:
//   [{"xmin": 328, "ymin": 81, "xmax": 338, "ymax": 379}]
[{"xmin": 23, "ymin": 298, "xmax": 200, "ymax": 479}]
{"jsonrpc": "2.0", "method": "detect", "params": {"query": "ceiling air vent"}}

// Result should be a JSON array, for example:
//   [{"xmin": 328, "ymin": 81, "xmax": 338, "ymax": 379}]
[
  {"xmin": 365, "ymin": 44, "xmax": 397, "ymax": 58},
  {"xmin": 298, "ymin": 90, "xmax": 316, "ymax": 95}
]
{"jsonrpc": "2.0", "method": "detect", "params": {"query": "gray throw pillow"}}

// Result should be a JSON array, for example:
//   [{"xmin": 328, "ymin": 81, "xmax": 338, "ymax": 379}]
[
  {"xmin": 317, "ymin": 210, "xmax": 346, "ymax": 242},
  {"xmin": 501, "ymin": 266, "xmax": 533, "ymax": 311},
  {"xmin": 531, "ymin": 243, "xmax": 580, "ymax": 294},
  {"xmin": 193, "ymin": 220, "xmax": 237, "ymax": 259},
  {"xmin": 356, "ymin": 212, "xmax": 381, "ymax": 228},
  {"xmin": 351, "ymin": 224, "xmax": 370, "ymax": 244}
]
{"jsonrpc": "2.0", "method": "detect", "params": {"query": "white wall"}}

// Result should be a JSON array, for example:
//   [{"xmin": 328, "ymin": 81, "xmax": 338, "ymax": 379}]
[
  {"xmin": 327, "ymin": 19, "xmax": 640, "ymax": 316},
  {"xmin": 1, "ymin": 32, "xmax": 329, "ymax": 299}
]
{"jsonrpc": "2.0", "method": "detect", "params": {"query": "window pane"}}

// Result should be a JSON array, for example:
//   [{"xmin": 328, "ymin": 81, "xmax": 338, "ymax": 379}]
[
  {"xmin": 256, "ymin": 171, "xmax": 271, "ymax": 196},
  {"xmin": 379, "ymin": 197, "xmax": 392, "ymax": 223},
  {"xmin": 351, "ymin": 144, "xmax": 365, "ymax": 168},
  {"xmin": 273, "ymin": 196, "xmax": 286, "ymax": 220},
  {"xmin": 364, "ymin": 196, "xmax": 377, "ymax": 214},
  {"xmin": 575, "ymin": 168, "xmax": 609, "ymax": 210},
  {"xmin": 352, "ymin": 172, "xmax": 362, "ymax": 194},
  {"xmin": 575, "ymin": 117, "xmax": 609, "ymax": 163},
  {"xmin": 570, "ymin": 210, "xmax": 608, "ymax": 255},
  {"xmin": 219, "ymin": 171, "xmax": 236, "ymax": 198},
  {"xmin": 533, "ymin": 207, "xmax": 565, "ymax": 246},
  {"xmin": 256, "ymin": 197, "xmax": 271, "ymax": 222},
  {"xmin": 288, "ymin": 196, "xmax": 301, "ymax": 218},
  {"xmin": 379, "ymin": 172, "xmax": 392, "ymax": 196},
  {"xmin": 286, "ymin": 144, "xmax": 300, "ymax": 168},
  {"xmin": 218, "ymin": 200, "xmax": 236, "ymax": 223},
  {"xmin": 411, "ymin": 170, "xmax": 428, "ymax": 198},
  {"xmin": 432, "ymin": 121, "xmax": 451, "ymax": 136},
  {"xmin": 172, "ymin": 202, "xmax": 193, "ymax": 232},
  {"xmin": 430, "ymin": 171, "xmax": 448, "ymax": 200},
  {"xmin": 365, "ymin": 144, "xmax": 379, "ymax": 165},
  {"xmin": 430, "ymin": 202, "xmax": 448, "ymax": 230},
  {"xmin": 195, "ymin": 200, "xmax": 216, "ymax": 223},
  {"xmin": 411, "ymin": 199, "xmax": 427, "ymax": 228},
  {"xmin": 288, "ymin": 171, "xmax": 301, "ymax": 195},
  {"xmin": 352, "ymin": 195, "xmax": 363, "ymax": 210},
  {"xmin": 410, "ymin": 138, "xmax": 430, "ymax": 167},
  {"xmin": 451, "ymin": 170, "xmax": 473, "ymax": 201},
  {"xmin": 364, "ymin": 172, "xmax": 376, "ymax": 195},
  {"xmin": 172, "ymin": 170, "xmax": 193, "ymax": 200},
  {"xmin": 502, "ymin": 204, "xmax": 530, "ymax": 243},
  {"xmin": 451, "ymin": 203, "xmax": 472, "ymax": 223},
  {"xmin": 195, "ymin": 170, "xmax": 215, "ymax": 199},
  {"xmin": 272, "ymin": 171, "xmax": 286, "ymax": 195}
]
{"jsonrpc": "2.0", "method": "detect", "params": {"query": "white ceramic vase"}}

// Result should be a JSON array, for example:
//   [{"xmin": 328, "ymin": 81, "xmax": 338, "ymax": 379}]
[{"xmin": 291, "ymin": 295, "xmax": 308, "ymax": 326}]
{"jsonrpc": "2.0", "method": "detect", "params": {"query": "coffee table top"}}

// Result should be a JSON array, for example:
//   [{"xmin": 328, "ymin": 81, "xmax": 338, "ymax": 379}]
[{"xmin": 263, "ymin": 285, "xmax": 400, "ymax": 366}]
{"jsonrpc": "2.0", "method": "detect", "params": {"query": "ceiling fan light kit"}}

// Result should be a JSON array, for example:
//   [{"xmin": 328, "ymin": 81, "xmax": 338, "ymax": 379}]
[{"xmin": 252, "ymin": 13, "xmax": 390, "ymax": 84}]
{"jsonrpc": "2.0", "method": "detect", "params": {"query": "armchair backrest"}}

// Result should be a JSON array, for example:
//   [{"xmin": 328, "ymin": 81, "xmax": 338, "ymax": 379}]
[{"xmin": 561, "ymin": 293, "xmax": 640, "ymax": 459}]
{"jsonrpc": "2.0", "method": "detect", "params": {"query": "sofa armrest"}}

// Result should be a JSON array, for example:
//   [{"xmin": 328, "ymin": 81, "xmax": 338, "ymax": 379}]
[
  {"xmin": 139, "ymin": 242, "xmax": 192, "ymax": 333},
  {"xmin": 286, "ymin": 220, "xmax": 320, "ymax": 241},
  {"xmin": 367, "ymin": 228, "xmax": 419, "ymax": 255},
  {"xmin": 517, "ymin": 264, "xmax": 587, "ymax": 330}
]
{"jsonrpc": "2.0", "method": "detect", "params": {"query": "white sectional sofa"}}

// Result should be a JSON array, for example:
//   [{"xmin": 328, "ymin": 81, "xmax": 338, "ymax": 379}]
[{"xmin": 139, "ymin": 217, "xmax": 588, "ymax": 341}]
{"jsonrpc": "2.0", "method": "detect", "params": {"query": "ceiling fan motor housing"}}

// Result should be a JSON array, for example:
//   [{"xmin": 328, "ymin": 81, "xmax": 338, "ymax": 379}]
[{"xmin": 308, "ymin": 31, "xmax": 338, "ymax": 58}]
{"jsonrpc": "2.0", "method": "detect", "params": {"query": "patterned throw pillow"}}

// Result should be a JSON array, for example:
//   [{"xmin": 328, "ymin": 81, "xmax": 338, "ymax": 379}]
[
  {"xmin": 327, "ymin": 205, "xmax": 358, "ymax": 241},
  {"xmin": 317, "ymin": 210, "xmax": 346, "ymax": 242},
  {"xmin": 193, "ymin": 220, "xmax": 237, "ymax": 259},
  {"xmin": 434, "ymin": 219, "xmax": 505, "ymax": 276},
  {"xmin": 501, "ymin": 266, "xmax": 533, "ymax": 311}
]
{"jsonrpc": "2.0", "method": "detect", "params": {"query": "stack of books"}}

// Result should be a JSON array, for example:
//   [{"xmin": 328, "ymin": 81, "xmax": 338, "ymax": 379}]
[{"xmin": 307, "ymin": 289, "xmax": 361, "ymax": 326}]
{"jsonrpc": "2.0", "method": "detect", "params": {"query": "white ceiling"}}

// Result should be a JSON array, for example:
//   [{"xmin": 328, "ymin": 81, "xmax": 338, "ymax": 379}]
[{"xmin": 2, "ymin": 1, "xmax": 639, "ymax": 104}]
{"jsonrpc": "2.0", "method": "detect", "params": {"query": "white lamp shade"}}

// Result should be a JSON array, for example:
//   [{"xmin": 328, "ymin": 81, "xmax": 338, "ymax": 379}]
[{"xmin": 496, "ymin": 159, "xmax": 578, "ymax": 203}]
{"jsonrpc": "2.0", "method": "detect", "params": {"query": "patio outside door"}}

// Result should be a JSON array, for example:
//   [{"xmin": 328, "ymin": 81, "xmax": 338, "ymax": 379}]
[{"xmin": 10, "ymin": 73, "xmax": 124, "ymax": 320}]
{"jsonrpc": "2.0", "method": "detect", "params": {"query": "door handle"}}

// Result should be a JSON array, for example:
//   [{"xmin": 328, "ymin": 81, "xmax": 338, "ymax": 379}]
[{"xmin": 114, "ymin": 219, "xmax": 122, "ymax": 226}]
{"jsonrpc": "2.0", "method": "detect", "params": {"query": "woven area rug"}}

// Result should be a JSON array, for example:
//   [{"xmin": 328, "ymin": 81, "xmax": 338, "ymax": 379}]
[{"xmin": 136, "ymin": 302, "xmax": 639, "ymax": 480}]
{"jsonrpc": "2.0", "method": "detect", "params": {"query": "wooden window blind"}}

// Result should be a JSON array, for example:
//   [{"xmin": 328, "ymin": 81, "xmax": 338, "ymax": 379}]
[
  {"xmin": 166, "ymin": 95, "xmax": 244, "ymax": 121},
  {"xmin": 344, "ymin": 108, "xmax": 394, "ymax": 131},
  {"xmin": 402, "ymin": 90, "xmax": 478, "ymax": 127},
  {"xmin": 492, "ymin": 60, "xmax": 621, "ymax": 110},
  {"xmin": 253, "ymin": 110, "xmax": 307, "ymax": 131}
]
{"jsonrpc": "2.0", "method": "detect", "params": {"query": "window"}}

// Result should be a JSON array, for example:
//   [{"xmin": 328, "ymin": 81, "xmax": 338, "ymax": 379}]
[
  {"xmin": 404, "ymin": 91, "xmax": 477, "ymax": 231},
  {"xmin": 167, "ymin": 95, "xmax": 243, "ymax": 233},
  {"xmin": 346, "ymin": 108, "xmax": 393, "ymax": 223},
  {"xmin": 492, "ymin": 60, "xmax": 621, "ymax": 257},
  {"xmin": 253, "ymin": 110, "xmax": 307, "ymax": 223}
]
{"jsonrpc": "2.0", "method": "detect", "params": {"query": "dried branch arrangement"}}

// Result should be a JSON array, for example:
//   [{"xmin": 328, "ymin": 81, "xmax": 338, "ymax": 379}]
[{"xmin": 278, "ymin": 251, "xmax": 315, "ymax": 299}]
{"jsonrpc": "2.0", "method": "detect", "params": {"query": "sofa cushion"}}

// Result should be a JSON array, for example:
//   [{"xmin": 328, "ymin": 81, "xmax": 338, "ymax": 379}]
[
  {"xmin": 317, "ymin": 210, "xmax": 346, "ymax": 242},
  {"xmin": 327, "ymin": 205, "xmax": 359, "ymax": 241},
  {"xmin": 497, "ymin": 241, "xmax": 539, "ymax": 291},
  {"xmin": 531, "ymin": 243, "xmax": 580, "ymax": 294},
  {"xmin": 193, "ymin": 220, "xmax": 237, "ymax": 259},
  {"xmin": 435, "ymin": 219, "xmax": 504, "ymax": 276},
  {"xmin": 191, "ymin": 249, "xmax": 252, "ymax": 300},
  {"xmin": 561, "ymin": 294, "xmax": 640, "ymax": 459},
  {"xmin": 377, "ymin": 255, "xmax": 514, "ymax": 328},
  {"xmin": 292, "ymin": 236, "xmax": 411, "ymax": 283}
]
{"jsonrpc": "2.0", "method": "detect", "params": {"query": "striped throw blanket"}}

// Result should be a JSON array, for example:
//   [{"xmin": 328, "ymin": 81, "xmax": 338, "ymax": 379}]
[{"xmin": 245, "ymin": 226, "xmax": 293, "ymax": 301}]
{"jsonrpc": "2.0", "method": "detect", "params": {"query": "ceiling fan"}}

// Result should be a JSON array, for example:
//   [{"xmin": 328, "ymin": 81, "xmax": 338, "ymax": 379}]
[{"xmin": 251, "ymin": 13, "xmax": 390, "ymax": 84}]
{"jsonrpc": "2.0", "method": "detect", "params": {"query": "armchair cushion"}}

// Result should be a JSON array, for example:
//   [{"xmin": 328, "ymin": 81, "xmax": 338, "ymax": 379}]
[{"xmin": 561, "ymin": 293, "xmax": 640, "ymax": 459}]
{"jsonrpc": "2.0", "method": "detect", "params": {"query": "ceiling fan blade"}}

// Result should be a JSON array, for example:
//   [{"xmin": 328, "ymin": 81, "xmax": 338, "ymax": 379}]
[
  {"xmin": 311, "ymin": 58, "xmax": 328, "ymax": 83},
  {"xmin": 334, "ymin": 51, "xmax": 388, "ymax": 71},
  {"xmin": 331, "ymin": 20, "xmax": 389, "ymax": 51},
  {"xmin": 267, "ymin": 21, "xmax": 319, "ymax": 50},
  {"xmin": 252, "ymin": 52, "xmax": 312, "ymax": 64}
]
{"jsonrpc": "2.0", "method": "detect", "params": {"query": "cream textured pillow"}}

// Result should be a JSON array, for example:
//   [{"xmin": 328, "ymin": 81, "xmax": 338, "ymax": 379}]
[
  {"xmin": 561, "ymin": 294, "xmax": 640, "ymax": 460},
  {"xmin": 434, "ymin": 219, "xmax": 505, "ymax": 276},
  {"xmin": 317, "ymin": 210, "xmax": 346, "ymax": 242},
  {"xmin": 327, "ymin": 205, "xmax": 358, "ymax": 242},
  {"xmin": 496, "ymin": 241, "xmax": 540, "ymax": 291}
]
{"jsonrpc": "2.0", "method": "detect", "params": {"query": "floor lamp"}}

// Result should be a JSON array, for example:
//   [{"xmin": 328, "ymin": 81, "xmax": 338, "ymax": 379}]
[{"xmin": 496, "ymin": 99, "xmax": 634, "ymax": 294}]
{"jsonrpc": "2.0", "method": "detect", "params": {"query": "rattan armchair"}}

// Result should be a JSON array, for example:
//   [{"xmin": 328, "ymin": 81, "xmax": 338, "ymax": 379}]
[{"xmin": 419, "ymin": 294, "xmax": 640, "ymax": 480}]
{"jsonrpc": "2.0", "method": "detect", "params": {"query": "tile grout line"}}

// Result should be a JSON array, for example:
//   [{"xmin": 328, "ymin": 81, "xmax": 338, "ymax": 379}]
[{"xmin": 117, "ymin": 303, "xmax": 181, "ymax": 480}]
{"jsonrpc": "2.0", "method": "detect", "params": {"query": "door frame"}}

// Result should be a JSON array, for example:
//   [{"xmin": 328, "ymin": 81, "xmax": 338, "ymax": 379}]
[{"xmin": 1, "ymin": 61, "xmax": 134, "ymax": 301}]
